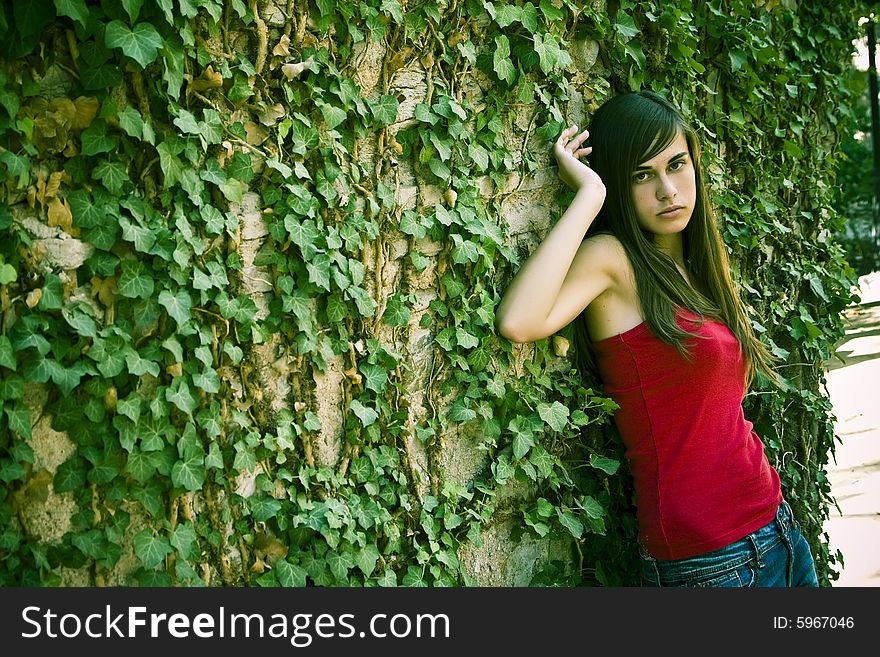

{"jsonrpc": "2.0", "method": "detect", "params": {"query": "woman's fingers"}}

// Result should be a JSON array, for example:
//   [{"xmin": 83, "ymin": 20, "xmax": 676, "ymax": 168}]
[{"xmin": 557, "ymin": 125, "xmax": 591, "ymax": 154}]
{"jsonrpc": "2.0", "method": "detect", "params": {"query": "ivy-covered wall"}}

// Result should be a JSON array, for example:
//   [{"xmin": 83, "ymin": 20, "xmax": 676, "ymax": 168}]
[{"xmin": 0, "ymin": 0, "xmax": 862, "ymax": 587}]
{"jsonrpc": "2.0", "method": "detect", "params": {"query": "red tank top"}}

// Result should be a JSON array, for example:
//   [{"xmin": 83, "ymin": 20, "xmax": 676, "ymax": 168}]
[{"xmin": 591, "ymin": 309, "xmax": 781, "ymax": 560}]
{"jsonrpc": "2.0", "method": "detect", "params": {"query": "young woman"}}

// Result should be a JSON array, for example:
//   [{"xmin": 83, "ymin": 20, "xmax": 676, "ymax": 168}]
[{"xmin": 495, "ymin": 90, "xmax": 819, "ymax": 587}]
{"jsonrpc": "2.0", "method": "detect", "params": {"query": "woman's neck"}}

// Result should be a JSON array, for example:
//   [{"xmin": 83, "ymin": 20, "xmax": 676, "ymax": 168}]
[{"xmin": 653, "ymin": 233, "xmax": 686, "ymax": 267}]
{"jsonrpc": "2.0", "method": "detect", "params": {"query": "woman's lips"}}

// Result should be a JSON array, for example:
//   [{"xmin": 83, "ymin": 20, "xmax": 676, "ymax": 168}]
[{"xmin": 658, "ymin": 205, "xmax": 685, "ymax": 218}]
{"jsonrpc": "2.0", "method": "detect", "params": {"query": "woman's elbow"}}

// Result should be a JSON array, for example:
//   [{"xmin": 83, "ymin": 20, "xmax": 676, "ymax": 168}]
[{"xmin": 495, "ymin": 316, "xmax": 535, "ymax": 344}]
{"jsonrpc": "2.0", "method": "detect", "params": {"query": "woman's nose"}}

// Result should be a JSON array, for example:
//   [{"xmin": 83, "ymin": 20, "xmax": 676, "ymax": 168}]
[{"xmin": 656, "ymin": 175, "xmax": 676, "ymax": 200}]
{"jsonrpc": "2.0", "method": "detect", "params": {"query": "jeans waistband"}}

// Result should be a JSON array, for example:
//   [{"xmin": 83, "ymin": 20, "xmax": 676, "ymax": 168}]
[{"xmin": 641, "ymin": 500, "xmax": 791, "ymax": 578}]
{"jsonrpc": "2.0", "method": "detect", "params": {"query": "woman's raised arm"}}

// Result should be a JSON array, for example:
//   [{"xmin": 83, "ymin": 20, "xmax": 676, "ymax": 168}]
[{"xmin": 495, "ymin": 126, "xmax": 617, "ymax": 343}]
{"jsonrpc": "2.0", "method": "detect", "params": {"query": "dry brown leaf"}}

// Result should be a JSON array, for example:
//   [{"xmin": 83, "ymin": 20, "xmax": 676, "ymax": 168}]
[
  {"xmin": 71, "ymin": 96, "xmax": 99, "ymax": 131},
  {"xmin": 253, "ymin": 532, "xmax": 289, "ymax": 564},
  {"xmin": 443, "ymin": 188, "xmax": 457, "ymax": 207},
  {"xmin": 103, "ymin": 386, "xmax": 118, "ymax": 412},
  {"xmin": 90, "ymin": 276, "xmax": 118, "ymax": 307},
  {"xmin": 244, "ymin": 121, "xmax": 269, "ymax": 145},
  {"xmin": 258, "ymin": 102, "xmax": 286, "ymax": 126},
  {"xmin": 552, "ymin": 335, "xmax": 570, "ymax": 358},
  {"xmin": 47, "ymin": 197, "xmax": 73, "ymax": 231},
  {"xmin": 388, "ymin": 46, "xmax": 414, "ymax": 72},
  {"xmin": 45, "ymin": 171, "xmax": 64, "ymax": 199},
  {"xmin": 167, "ymin": 362, "xmax": 183, "ymax": 378},
  {"xmin": 12, "ymin": 469, "xmax": 54, "ymax": 513},
  {"xmin": 25, "ymin": 288, "xmax": 42, "ymax": 308},
  {"xmin": 272, "ymin": 34, "xmax": 291, "ymax": 57},
  {"xmin": 30, "ymin": 170, "xmax": 45, "ymax": 207},
  {"xmin": 281, "ymin": 56, "xmax": 316, "ymax": 80},
  {"xmin": 189, "ymin": 65, "xmax": 224, "ymax": 92}
]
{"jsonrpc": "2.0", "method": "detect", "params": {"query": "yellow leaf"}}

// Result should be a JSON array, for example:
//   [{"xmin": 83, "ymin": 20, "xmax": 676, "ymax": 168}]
[
  {"xmin": 47, "ymin": 197, "xmax": 73, "ymax": 231},
  {"xmin": 26, "ymin": 288, "xmax": 42, "ymax": 308},
  {"xmin": 49, "ymin": 97, "xmax": 77, "ymax": 130},
  {"xmin": 45, "ymin": 171, "xmax": 64, "ymax": 199},
  {"xmin": 189, "ymin": 65, "xmax": 223, "ymax": 92},
  {"xmin": 90, "ymin": 276, "xmax": 119, "ymax": 307},
  {"xmin": 71, "ymin": 96, "xmax": 99, "ymax": 131}
]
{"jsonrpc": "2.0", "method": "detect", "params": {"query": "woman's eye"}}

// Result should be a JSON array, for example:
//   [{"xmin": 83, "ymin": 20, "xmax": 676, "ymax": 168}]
[
  {"xmin": 669, "ymin": 160, "xmax": 686, "ymax": 172},
  {"xmin": 632, "ymin": 172, "xmax": 650, "ymax": 182}
]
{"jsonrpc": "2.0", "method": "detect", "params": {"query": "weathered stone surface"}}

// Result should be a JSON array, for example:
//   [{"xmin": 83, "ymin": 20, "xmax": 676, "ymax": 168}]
[
  {"xmin": 391, "ymin": 61, "xmax": 428, "ymax": 126},
  {"xmin": 234, "ymin": 191, "xmax": 273, "ymax": 315},
  {"xmin": 458, "ymin": 518, "xmax": 573, "ymax": 586},
  {"xmin": 571, "ymin": 38, "xmax": 601, "ymax": 73},
  {"xmin": 30, "ymin": 238, "xmax": 93, "ymax": 272},
  {"xmin": 352, "ymin": 39, "xmax": 386, "ymax": 96},
  {"xmin": 312, "ymin": 353, "xmax": 346, "ymax": 467},
  {"xmin": 16, "ymin": 385, "xmax": 77, "ymax": 545}
]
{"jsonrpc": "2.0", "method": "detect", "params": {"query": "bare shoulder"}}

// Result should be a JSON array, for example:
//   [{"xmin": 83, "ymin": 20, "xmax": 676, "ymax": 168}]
[{"xmin": 572, "ymin": 232, "xmax": 630, "ymax": 278}]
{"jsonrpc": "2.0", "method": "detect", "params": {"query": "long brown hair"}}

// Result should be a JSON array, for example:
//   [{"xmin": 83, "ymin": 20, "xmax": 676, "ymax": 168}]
[{"xmin": 572, "ymin": 90, "xmax": 775, "ymax": 389}]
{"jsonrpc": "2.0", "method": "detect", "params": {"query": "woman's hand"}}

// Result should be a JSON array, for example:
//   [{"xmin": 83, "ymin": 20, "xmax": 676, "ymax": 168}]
[{"xmin": 553, "ymin": 125, "xmax": 605, "ymax": 194}]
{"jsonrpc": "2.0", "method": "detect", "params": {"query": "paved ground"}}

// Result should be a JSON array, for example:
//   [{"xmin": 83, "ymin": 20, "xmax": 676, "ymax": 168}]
[{"xmin": 823, "ymin": 271, "xmax": 880, "ymax": 587}]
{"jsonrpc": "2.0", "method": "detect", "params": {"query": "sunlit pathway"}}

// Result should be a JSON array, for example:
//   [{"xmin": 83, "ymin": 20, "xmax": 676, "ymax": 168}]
[{"xmin": 823, "ymin": 272, "xmax": 880, "ymax": 587}]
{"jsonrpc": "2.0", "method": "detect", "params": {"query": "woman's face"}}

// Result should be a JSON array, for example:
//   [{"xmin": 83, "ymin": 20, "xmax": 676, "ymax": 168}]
[{"xmin": 630, "ymin": 130, "xmax": 696, "ymax": 239}]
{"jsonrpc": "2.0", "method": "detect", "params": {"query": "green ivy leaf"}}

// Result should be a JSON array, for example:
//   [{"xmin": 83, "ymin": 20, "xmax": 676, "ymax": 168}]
[
  {"xmin": 133, "ymin": 530, "xmax": 173, "ymax": 569},
  {"xmin": 125, "ymin": 350, "xmax": 160, "ymax": 377},
  {"xmin": 538, "ymin": 401, "xmax": 569, "ymax": 432},
  {"xmin": 327, "ymin": 549, "xmax": 354, "ymax": 582},
  {"xmin": 381, "ymin": 294, "xmax": 410, "ymax": 327},
  {"xmin": 448, "ymin": 397, "xmax": 476, "ymax": 423},
  {"xmin": 533, "ymin": 32, "xmax": 572, "ymax": 74},
  {"xmin": 493, "ymin": 4, "xmax": 521, "ymax": 28},
  {"xmin": 589, "ymin": 454, "xmax": 620, "ymax": 475},
  {"xmin": 274, "ymin": 559, "xmax": 307, "ymax": 587},
  {"xmin": 355, "ymin": 544, "xmax": 380, "ymax": 577},
  {"xmin": 158, "ymin": 288, "xmax": 192, "ymax": 327},
  {"xmin": 38, "ymin": 273, "xmax": 63, "ymax": 310},
  {"xmin": 350, "ymin": 399, "xmax": 378, "ymax": 427},
  {"xmin": 539, "ymin": 0, "xmax": 565, "ymax": 22},
  {"xmin": 171, "ymin": 455, "xmax": 206, "ymax": 491},
  {"xmin": 371, "ymin": 95, "xmax": 399, "ymax": 125},
  {"xmin": 125, "ymin": 448, "xmax": 155, "ymax": 483},
  {"xmin": 455, "ymin": 328, "xmax": 479, "ymax": 349},
  {"xmin": 508, "ymin": 417, "xmax": 535, "ymax": 459},
  {"xmin": 170, "ymin": 522, "xmax": 198, "ymax": 560},
  {"xmin": 105, "ymin": 20, "xmax": 164, "ymax": 69},
  {"xmin": 0, "ymin": 335, "xmax": 16, "ymax": 370},
  {"xmin": 54, "ymin": 0, "xmax": 89, "ymax": 28},
  {"xmin": 359, "ymin": 363, "xmax": 388, "ymax": 393},
  {"xmin": 493, "ymin": 35, "xmax": 516, "ymax": 84},
  {"xmin": 118, "ymin": 260, "xmax": 155, "ymax": 299},
  {"xmin": 81, "ymin": 120, "xmax": 119, "ymax": 156},
  {"xmin": 5, "ymin": 405, "xmax": 31, "ymax": 439},
  {"xmin": 121, "ymin": 0, "xmax": 144, "ymax": 22},
  {"xmin": 577, "ymin": 495, "xmax": 605, "ymax": 520},
  {"xmin": 0, "ymin": 262, "xmax": 16, "ymax": 285},
  {"xmin": 250, "ymin": 497, "xmax": 282, "ymax": 521},
  {"xmin": 192, "ymin": 368, "xmax": 220, "ymax": 394},
  {"xmin": 316, "ymin": 0, "xmax": 334, "ymax": 16},
  {"xmin": 557, "ymin": 509, "xmax": 584, "ymax": 539},
  {"xmin": 167, "ymin": 378, "xmax": 198, "ymax": 416}
]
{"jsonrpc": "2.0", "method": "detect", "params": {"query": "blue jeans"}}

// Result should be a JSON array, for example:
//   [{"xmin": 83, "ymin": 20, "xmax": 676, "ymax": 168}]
[{"xmin": 640, "ymin": 500, "xmax": 819, "ymax": 587}]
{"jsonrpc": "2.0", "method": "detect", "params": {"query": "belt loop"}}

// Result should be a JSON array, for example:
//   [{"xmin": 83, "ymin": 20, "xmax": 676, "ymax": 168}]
[
  {"xmin": 748, "ymin": 533, "xmax": 764, "ymax": 569},
  {"xmin": 775, "ymin": 500, "xmax": 790, "ymax": 533}
]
